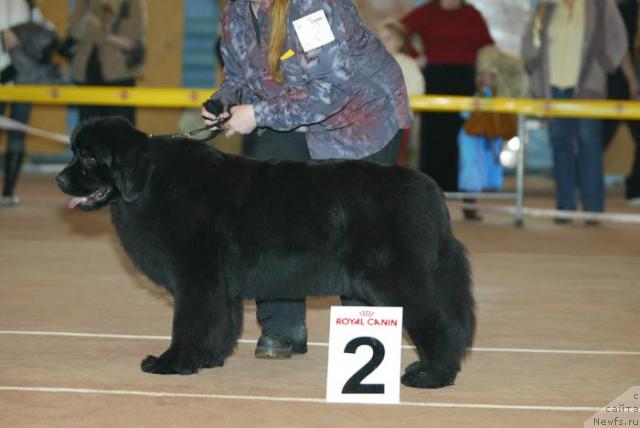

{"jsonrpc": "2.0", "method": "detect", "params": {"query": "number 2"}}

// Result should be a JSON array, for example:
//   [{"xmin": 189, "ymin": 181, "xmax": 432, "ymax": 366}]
[{"xmin": 341, "ymin": 337, "xmax": 386, "ymax": 394}]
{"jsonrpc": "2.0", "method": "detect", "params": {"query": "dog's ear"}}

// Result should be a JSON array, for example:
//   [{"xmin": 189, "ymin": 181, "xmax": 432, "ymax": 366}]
[
  {"xmin": 113, "ymin": 146, "xmax": 151, "ymax": 203},
  {"xmin": 100, "ymin": 123, "xmax": 152, "ymax": 203}
]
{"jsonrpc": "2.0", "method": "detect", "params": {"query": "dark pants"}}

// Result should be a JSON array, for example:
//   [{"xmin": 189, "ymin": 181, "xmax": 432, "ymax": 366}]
[
  {"xmin": 603, "ymin": 68, "xmax": 640, "ymax": 200},
  {"xmin": 549, "ymin": 87, "xmax": 604, "ymax": 212},
  {"xmin": 1, "ymin": 102, "xmax": 31, "ymax": 196},
  {"xmin": 420, "ymin": 64, "xmax": 476, "ymax": 192},
  {"xmin": 0, "ymin": 102, "xmax": 31, "ymax": 153},
  {"xmin": 253, "ymin": 129, "xmax": 403, "ymax": 338},
  {"xmin": 78, "ymin": 48, "xmax": 136, "ymax": 124}
]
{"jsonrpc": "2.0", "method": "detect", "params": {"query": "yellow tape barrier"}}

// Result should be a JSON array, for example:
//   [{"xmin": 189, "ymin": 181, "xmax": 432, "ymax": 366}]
[
  {"xmin": 2, "ymin": 85, "xmax": 640, "ymax": 119},
  {"xmin": 0, "ymin": 85, "xmax": 213, "ymax": 108}
]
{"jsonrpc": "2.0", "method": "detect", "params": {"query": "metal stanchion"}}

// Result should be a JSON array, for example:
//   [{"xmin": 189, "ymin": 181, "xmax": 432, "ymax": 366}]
[
  {"xmin": 514, "ymin": 114, "xmax": 527, "ymax": 227},
  {"xmin": 445, "ymin": 116, "xmax": 526, "ymax": 228}
]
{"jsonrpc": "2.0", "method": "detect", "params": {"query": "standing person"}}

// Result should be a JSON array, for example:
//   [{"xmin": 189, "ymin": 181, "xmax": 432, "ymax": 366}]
[
  {"xmin": 400, "ymin": 0, "xmax": 493, "ymax": 196},
  {"xmin": 377, "ymin": 19, "xmax": 425, "ymax": 101},
  {"xmin": 67, "ymin": 0, "xmax": 147, "ymax": 124},
  {"xmin": 377, "ymin": 18, "xmax": 425, "ymax": 166},
  {"xmin": 603, "ymin": 0, "xmax": 640, "ymax": 206},
  {"xmin": 202, "ymin": 0, "xmax": 411, "ymax": 359},
  {"xmin": 0, "ymin": 0, "xmax": 43, "ymax": 207},
  {"xmin": 457, "ymin": 46, "xmax": 525, "ymax": 220},
  {"xmin": 522, "ymin": 0, "xmax": 628, "ymax": 224}
]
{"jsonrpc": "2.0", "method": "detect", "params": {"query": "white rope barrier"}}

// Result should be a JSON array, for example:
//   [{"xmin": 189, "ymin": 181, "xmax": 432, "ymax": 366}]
[
  {"xmin": 0, "ymin": 116, "xmax": 69, "ymax": 145},
  {"xmin": 454, "ymin": 202, "xmax": 640, "ymax": 224}
]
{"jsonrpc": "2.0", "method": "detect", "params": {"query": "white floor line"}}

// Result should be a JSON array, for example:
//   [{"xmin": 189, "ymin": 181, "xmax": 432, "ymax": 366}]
[
  {"xmin": 1, "ymin": 330, "xmax": 639, "ymax": 356},
  {"xmin": 0, "ymin": 386, "xmax": 603, "ymax": 412}
]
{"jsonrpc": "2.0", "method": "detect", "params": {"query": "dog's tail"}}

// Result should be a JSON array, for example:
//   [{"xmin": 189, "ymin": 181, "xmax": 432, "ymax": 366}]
[{"xmin": 435, "ymin": 236, "xmax": 476, "ymax": 353}]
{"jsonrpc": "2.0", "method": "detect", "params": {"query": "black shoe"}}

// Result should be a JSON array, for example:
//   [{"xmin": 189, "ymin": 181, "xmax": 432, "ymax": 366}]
[
  {"xmin": 463, "ymin": 209, "xmax": 483, "ymax": 221},
  {"xmin": 585, "ymin": 220, "xmax": 600, "ymax": 227},
  {"xmin": 0, "ymin": 195, "xmax": 19, "ymax": 207},
  {"xmin": 462, "ymin": 198, "xmax": 482, "ymax": 221},
  {"xmin": 553, "ymin": 217, "xmax": 572, "ymax": 225},
  {"xmin": 3, "ymin": 151, "xmax": 24, "ymax": 198},
  {"xmin": 255, "ymin": 333, "xmax": 308, "ymax": 359},
  {"xmin": 255, "ymin": 325, "xmax": 308, "ymax": 359},
  {"xmin": 625, "ymin": 175, "xmax": 640, "ymax": 204}
]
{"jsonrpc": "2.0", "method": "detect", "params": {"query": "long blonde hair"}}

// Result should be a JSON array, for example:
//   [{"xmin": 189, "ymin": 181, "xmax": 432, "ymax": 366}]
[{"xmin": 268, "ymin": 0, "xmax": 291, "ymax": 84}]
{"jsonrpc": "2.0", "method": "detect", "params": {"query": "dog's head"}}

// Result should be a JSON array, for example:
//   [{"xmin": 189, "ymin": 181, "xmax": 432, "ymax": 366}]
[{"xmin": 56, "ymin": 116, "xmax": 152, "ymax": 211}]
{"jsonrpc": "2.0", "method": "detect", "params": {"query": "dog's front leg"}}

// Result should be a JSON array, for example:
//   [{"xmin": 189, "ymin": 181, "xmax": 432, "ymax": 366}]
[{"xmin": 141, "ymin": 281, "xmax": 240, "ymax": 375}]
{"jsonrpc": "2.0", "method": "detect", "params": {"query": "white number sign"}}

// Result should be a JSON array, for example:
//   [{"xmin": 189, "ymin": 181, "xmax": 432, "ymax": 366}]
[{"xmin": 326, "ymin": 306, "xmax": 403, "ymax": 404}]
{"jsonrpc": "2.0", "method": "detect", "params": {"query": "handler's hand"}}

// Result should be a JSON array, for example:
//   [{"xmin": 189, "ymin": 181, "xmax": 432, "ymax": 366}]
[
  {"xmin": 224, "ymin": 104, "xmax": 257, "ymax": 137},
  {"xmin": 201, "ymin": 107, "xmax": 229, "ymax": 128}
]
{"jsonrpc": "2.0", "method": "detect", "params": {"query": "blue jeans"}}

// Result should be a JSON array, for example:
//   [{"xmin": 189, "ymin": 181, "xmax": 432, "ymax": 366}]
[{"xmin": 548, "ymin": 87, "xmax": 604, "ymax": 212}]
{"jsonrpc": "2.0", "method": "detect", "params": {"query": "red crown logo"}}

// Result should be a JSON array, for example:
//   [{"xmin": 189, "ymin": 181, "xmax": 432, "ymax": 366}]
[{"xmin": 359, "ymin": 309, "xmax": 374, "ymax": 317}]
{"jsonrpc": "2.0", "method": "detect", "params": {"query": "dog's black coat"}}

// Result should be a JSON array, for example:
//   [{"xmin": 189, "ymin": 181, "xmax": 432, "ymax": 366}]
[{"xmin": 56, "ymin": 117, "xmax": 475, "ymax": 388}]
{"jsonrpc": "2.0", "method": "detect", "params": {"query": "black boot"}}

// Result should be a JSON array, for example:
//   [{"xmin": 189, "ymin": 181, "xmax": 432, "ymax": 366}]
[
  {"xmin": 255, "ymin": 326, "xmax": 308, "ymax": 359},
  {"xmin": 2, "ymin": 151, "xmax": 25, "ymax": 205},
  {"xmin": 626, "ymin": 174, "xmax": 640, "ymax": 205},
  {"xmin": 462, "ymin": 198, "xmax": 482, "ymax": 221}
]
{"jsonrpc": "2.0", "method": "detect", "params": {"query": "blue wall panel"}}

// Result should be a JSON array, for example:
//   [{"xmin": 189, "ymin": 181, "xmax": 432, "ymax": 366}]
[{"xmin": 182, "ymin": 0, "xmax": 218, "ymax": 88}]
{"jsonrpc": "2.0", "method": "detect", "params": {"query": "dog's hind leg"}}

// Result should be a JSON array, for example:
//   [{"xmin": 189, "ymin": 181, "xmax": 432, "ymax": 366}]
[
  {"xmin": 401, "ymin": 239, "xmax": 475, "ymax": 388},
  {"xmin": 141, "ymin": 281, "xmax": 241, "ymax": 375},
  {"xmin": 401, "ymin": 303, "xmax": 464, "ymax": 388}
]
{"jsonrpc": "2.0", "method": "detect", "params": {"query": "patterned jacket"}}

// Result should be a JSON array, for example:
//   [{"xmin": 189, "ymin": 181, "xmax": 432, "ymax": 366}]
[{"xmin": 213, "ymin": 0, "xmax": 411, "ymax": 160}]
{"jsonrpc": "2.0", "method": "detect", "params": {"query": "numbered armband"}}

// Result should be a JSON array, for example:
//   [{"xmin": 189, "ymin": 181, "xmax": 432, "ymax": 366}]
[{"xmin": 292, "ymin": 9, "xmax": 336, "ymax": 53}]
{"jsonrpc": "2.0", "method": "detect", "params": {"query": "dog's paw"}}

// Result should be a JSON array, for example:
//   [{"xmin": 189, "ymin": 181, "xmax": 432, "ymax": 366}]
[
  {"xmin": 401, "ymin": 364, "xmax": 456, "ymax": 389},
  {"xmin": 200, "ymin": 356, "xmax": 225, "ymax": 369},
  {"xmin": 140, "ymin": 354, "xmax": 199, "ymax": 375},
  {"xmin": 404, "ymin": 361, "xmax": 423, "ymax": 374}
]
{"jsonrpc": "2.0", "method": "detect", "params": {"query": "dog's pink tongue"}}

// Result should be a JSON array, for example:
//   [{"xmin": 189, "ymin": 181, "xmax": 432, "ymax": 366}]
[{"xmin": 68, "ymin": 197, "xmax": 87, "ymax": 209}]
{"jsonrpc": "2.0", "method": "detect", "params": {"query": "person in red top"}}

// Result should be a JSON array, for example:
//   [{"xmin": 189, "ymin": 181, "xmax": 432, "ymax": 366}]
[{"xmin": 401, "ymin": 0, "xmax": 493, "ymax": 206}]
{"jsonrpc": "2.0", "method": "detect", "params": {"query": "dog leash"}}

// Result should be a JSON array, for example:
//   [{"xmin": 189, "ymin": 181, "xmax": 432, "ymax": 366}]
[
  {"xmin": 152, "ymin": 120, "xmax": 226, "ymax": 143},
  {"xmin": 160, "ymin": 90, "xmax": 244, "ymax": 143}
]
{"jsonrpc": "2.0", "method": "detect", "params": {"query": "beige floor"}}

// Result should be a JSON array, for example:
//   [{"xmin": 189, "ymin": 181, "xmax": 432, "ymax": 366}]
[{"xmin": 1, "ymin": 175, "xmax": 639, "ymax": 427}]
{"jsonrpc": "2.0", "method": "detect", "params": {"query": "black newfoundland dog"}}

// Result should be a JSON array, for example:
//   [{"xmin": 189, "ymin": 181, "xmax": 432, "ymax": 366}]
[{"xmin": 56, "ymin": 116, "xmax": 475, "ymax": 389}]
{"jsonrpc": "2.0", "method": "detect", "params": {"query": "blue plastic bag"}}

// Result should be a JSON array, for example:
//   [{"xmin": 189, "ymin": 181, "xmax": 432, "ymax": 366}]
[{"xmin": 458, "ymin": 129, "xmax": 504, "ymax": 192}]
